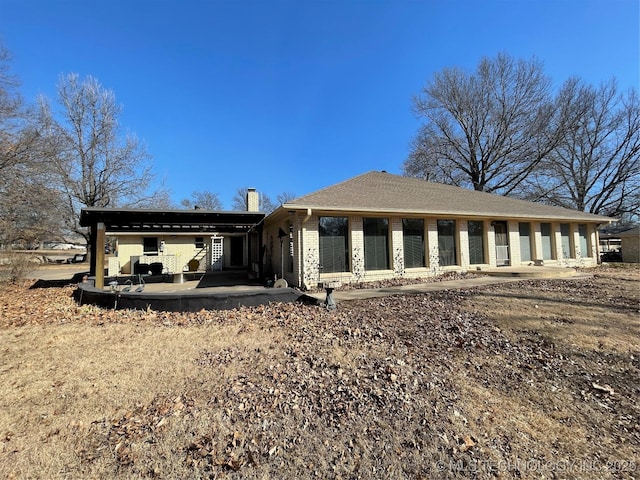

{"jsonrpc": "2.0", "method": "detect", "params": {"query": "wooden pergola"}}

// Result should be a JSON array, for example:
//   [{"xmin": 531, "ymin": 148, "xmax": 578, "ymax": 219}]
[{"xmin": 79, "ymin": 208, "xmax": 265, "ymax": 288}]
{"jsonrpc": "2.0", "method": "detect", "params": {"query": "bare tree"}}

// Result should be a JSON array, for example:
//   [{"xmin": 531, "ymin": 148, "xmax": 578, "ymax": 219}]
[
  {"xmin": 0, "ymin": 42, "xmax": 26, "ymax": 174},
  {"xmin": 137, "ymin": 188, "xmax": 175, "ymax": 210},
  {"xmin": 37, "ymin": 74, "xmax": 160, "ymax": 242},
  {"xmin": 0, "ymin": 42, "xmax": 67, "ymax": 248},
  {"xmin": 524, "ymin": 79, "xmax": 639, "ymax": 217},
  {"xmin": 260, "ymin": 194, "xmax": 277, "ymax": 214},
  {"xmin": 0, "ymin": 177, "xmax": 66, "ymax": 248},
  {"xmin": 232, "ymin": 187, "xmax": 274, "ymax": 211},
  {"xmin": 232, "ymin": 188, "xmax": 295, "ymax": 214},
  {"xmin": 231, "ymin": 187, "xmax": 250, "ymax": 211},
  {"xmin": 180, "ymin": 190, "xmax": 223, "ymax": 210},
  {"xmin": 404, "ymin": 54, "xmax": 567, "ymax": 195},
  {"xmin": 276, "ymin": 191, "xmax": 297, "ymax": 205}
]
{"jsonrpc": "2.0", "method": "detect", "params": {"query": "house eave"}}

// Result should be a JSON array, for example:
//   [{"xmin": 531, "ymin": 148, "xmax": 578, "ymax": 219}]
[{"xmin": 278, "ymin": 204, "xmax": 611, "ymax": 223}]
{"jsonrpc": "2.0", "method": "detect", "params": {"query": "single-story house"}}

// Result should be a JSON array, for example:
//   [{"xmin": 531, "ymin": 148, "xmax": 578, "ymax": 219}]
[
  {"xmin": 262, "ymin": 171, "xmax": 612, "ymax": 289},
  {"xmin": 81, "ymin": 171, "xmax": 613, "ymax": 289}
]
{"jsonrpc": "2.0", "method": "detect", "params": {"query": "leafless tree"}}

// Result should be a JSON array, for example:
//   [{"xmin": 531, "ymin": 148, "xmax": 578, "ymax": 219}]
[
  {"xmin": 0, "ymin": 43, "xmax": 67, "ymax": 248},
  {"xmin": 0, "ymin": 42, "xmax": 26, "ymax": 174},
  {"xmin": 0, "ymin": 177, "xmax": 66, "ymax": 248},
  {"xmin": 232, "ymin": 187, "xmax": 275, "ymax": 212},
  {"xmin": 37, "ymin": 74, "xmax": 161, "ymax": 242},
  {"xmin": 277, "ymin": 191, "xmax": 297, "ymax": 205},
  {"xmin": 404, "ymin": 54, "xmax": 567, "ymax": 195},
  {"xmin": 180, "ymin": 190, "xmax": 223, "ymax": 210},
  {"xmin": 260, "ymin": 194, "xmax": 277, "ymax": 214},
  {"xmin": 232, "ymin": 188, "xmax": 295, "ymax": 214},
  {"xmin": 231, "ymin": 187, "xmax": 251, "ymax": 211},
  {"xmin": 0, "ymin": 43, "xmax": 45, "ymax": 181},
  {"xmin": 524, "ymin": 79, "xmax": 639, "ymax": 217}
]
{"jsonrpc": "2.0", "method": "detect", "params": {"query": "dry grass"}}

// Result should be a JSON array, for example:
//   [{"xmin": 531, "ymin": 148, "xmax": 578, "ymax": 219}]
[{"xmin": 0, "ymin": 265, "xmax": 638, "ymax": 479}]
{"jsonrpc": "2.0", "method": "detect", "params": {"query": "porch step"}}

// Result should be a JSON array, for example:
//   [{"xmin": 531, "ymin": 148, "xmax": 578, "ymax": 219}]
[{"xmin": 196, "ymin": 270, "xmax": 261, "ymax": 288}]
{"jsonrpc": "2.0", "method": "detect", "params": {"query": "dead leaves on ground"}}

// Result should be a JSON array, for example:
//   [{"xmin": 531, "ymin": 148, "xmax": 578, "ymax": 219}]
[{"xmin": 2, "ymin": 267, "xmax": 639, "ymax": 478}]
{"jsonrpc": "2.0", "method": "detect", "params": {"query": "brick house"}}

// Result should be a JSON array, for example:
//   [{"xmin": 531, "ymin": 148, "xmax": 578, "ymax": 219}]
[{"xmin": 263, "ymin": 171, "xmax": 611, "ymax": 289}]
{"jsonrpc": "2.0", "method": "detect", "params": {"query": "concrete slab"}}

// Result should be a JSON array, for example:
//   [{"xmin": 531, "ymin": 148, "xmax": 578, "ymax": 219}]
[
  {"xmin": 31, "ymin": 264, "xmax": 593, "ymax": 312},
  {"xmin": 470, "ymin": 265, "xmax": 581, "ymax": 278},
  {"xmin": 307, "ymin": 268, "xmax": 592, "ymax": 304}
]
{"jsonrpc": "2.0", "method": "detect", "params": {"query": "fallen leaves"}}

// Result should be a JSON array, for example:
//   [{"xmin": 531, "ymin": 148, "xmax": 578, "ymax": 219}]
[{"xmin": 1, "ymin": 265, "xmax": 639, "ymax": 479}]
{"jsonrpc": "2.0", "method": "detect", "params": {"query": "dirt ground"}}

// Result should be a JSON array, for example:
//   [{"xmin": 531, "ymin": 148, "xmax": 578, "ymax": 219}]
[{"xmin": 0, "ymin": 264, "xmax": 638, "ymax": 479}]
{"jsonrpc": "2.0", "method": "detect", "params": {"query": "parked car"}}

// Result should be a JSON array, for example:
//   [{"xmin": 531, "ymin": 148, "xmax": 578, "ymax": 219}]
[
  {"xmin": 66, "ymin": 253, "xmax": 87, "ymax": 264},
  {"xmin": 600, "ymin": 250, "xmax": 622, "ymax": 262}
]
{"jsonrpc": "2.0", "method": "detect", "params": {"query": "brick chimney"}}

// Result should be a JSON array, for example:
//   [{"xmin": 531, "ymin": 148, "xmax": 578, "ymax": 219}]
[{"xmin": 247, "ymin": 188, "xmax": 260, "ymax": 212}]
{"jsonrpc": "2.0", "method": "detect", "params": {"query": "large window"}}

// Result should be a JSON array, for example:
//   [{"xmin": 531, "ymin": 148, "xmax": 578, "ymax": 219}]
[
  {"xmin": 143, "ymin": 237, "xmax": 158, "ymax": 255},
  {"xmin": 319, "ymin": 217, "xmax": 349, "ymax": 273},
  {"xmin": 364, "ymin": 218, "xmax": 389, "ymax": 270},
  {"xmin": 560, "ymin": 223, "xmax": 573, "ymax": 258},
  {"xmin": 437, "ymin": 220, "xmax": 457, "ymax": 266},
  {"xmin": 519, "ymin": 223, "xmax": 532, "ymax": 262},
  {"xmin": 467, "ymin": 221, "xmax": 485, "ymax": 264},
  {"xmin": 540, "ymin": 223, "xmax": 555, "ymax": 260},
  {"xmin": 403, "ymin": 219, "xmax": 425, "ymax": 268},
  {"xmin": 578, "ymin": 224, "xmax": 590, "ymax": 257}
]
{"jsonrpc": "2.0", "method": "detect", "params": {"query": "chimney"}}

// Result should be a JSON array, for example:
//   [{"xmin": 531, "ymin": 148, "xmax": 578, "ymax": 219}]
[{"xmin": 247, "ymin": 188, "xmax": 259, "ymax": 212}]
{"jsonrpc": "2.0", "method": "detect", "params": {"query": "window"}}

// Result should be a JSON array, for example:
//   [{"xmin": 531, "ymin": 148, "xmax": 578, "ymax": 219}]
[
  {"xmin": 437, "ymin": 220, "xmax": 457, "ymax": 266},
  {"xmin": 195, "ymin": 237, "xmax": 205, "ymax": 249},
  {"xmin": 519, "ymin": 223, "xmax": 532, "ymax": 262},
  {"xmin": 143, "ymin": 237, "xmax": 158, "ymax": 255},
  {"xmin": 560, "ymin": 223, "xmax": 573, "ymax": 258},
  {"xmin": 364, "ymin": 218, "xmax": 389, "ymax": 270},
  {"xmin": 319, "ymin": 217, "xmax": 349, "ymax": 273},
  {"xmin": 578, "ymin": 224, "xmax": 590, "ymax": 257},
  {"xmin": 540, "ymin": 223, "xmax": 554, "ymax": 260},
  {"xmin": 403, "ymin": 219, "xmax": 425, "ymax": 268},
  {"xmin": 468, "ymin": 221, "xmax": 485, "ymax": 264}
]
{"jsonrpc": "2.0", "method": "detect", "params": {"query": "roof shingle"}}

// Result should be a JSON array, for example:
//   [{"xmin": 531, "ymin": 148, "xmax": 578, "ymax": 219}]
[{"xmin": 283, "ymin": 171, "xmax": 612, "ymax": 222}]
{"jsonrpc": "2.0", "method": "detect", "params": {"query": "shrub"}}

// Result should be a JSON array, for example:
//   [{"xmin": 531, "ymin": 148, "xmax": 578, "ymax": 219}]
[{"xmin": 0, "ymin": 250, "xmax": 38, "ymax": 284}]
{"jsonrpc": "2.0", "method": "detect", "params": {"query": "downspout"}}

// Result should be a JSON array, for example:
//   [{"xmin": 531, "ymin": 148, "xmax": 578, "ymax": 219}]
[{"xmin": 303, "ymin": 208, "xmax": 312, "ymax": 224}]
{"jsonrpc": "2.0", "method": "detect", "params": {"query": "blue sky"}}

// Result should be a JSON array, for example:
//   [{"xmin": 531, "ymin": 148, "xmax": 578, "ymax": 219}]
[{"xmin": 1, "ymin": 0, "xmax": 638, "ymax": 209}]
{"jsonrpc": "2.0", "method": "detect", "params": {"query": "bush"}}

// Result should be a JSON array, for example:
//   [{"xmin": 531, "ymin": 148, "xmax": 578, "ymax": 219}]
[{"xmin": 0, "ymin": 251, "xmax": 38, "ymax": 284}]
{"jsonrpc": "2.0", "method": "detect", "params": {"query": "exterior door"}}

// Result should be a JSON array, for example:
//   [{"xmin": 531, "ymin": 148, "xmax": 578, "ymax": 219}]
[
  {"xmin": 494, "ymin": 222, "xmax": 510, "ymax": 266},
  {"xmin": 211, "ymin": 236, "xmax": 224, "ymax": 271},
  {"xmin": 230, "ymin": 236, "xmax": 244, "ymax": 267}
]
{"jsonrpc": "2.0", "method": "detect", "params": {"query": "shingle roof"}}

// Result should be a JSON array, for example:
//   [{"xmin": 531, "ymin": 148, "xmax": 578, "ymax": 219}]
[
  {"xmin": 283, "ymin": 171, "xmax": 612, "ymax": 222},
  {"xmin": 618, "ymin": 226, "xmax": 639, "ymax": 238}
]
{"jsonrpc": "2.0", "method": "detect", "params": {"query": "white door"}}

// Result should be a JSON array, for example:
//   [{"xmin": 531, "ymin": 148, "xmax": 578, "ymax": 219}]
[{"xmin": 211, "ymin": 236, "xmax": 224, "ymax": 271}]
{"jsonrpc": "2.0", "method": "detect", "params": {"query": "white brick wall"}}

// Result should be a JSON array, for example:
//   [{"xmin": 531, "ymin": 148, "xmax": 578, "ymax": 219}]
[
  {"xmin": 458, "ymin": 220, "xmax": 469, "ymax": 268},
  {"xmin": 391, "ymin": 217, "xmax": 404, "ymax": 276},
  {"xmin": 507, "ymin": 221, "xmax": 521, "ymax": 265},
  {"xmin": 426, "ymin": 219, "xmax": 439, "ymax": 273},
  {"xmin": 266, "ymin": 214, "xmax": 600, "ymax": 288},
  {"xmin": 487, "ymin": 222, "xmax": 497, "ymax": 266}
]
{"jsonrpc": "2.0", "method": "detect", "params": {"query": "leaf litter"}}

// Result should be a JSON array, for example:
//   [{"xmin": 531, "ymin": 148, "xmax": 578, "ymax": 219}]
[{"xmin": 0, "ymin": 265, "xmax": 638, "ymax": 479}]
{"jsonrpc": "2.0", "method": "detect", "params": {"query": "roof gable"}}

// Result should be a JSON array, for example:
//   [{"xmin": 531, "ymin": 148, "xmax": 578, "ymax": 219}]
[{"xmin": 283, "ymin": 171, "xmax": 611, "ymax": 222}]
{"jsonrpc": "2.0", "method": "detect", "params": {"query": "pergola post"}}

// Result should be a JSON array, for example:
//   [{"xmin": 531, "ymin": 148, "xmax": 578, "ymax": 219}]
[{"xmin": 94, "ymin": 222, "xmax": 106, "ymax": 289}]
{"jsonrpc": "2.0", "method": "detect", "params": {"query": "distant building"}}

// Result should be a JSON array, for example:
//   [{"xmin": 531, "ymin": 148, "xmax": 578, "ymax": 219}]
[{"xmin": 619, "ymin": 226, "xmax": 640, "ymax": 263}]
